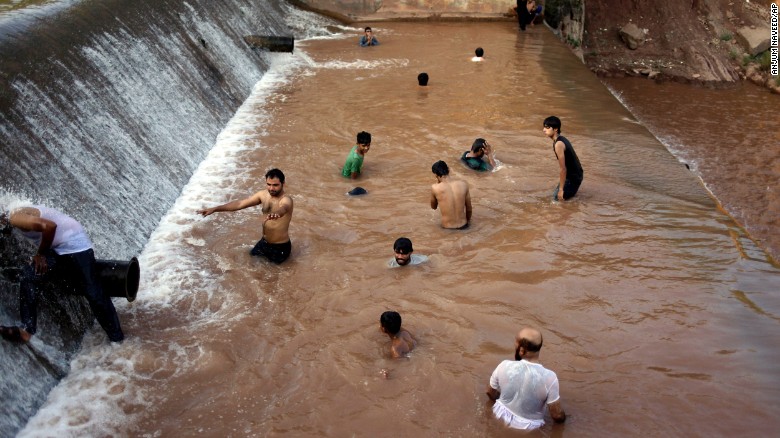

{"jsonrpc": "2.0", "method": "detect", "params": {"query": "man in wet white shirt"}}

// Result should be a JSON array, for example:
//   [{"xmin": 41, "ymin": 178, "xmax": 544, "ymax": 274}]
[
  {"xmin": 486, "ymin": 327, "xmax": 566, "ymax": 430},
  {"xmin": 388, "ymin": 237, "xmax": 428, "ymax": 268},
  {"xmin": 0, "ymin": 204, "xmax": 124, "ymax": 343}
]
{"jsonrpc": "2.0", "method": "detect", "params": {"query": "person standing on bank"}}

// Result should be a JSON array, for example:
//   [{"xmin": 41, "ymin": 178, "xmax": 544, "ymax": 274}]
[
  {"xmin": 543, "ymin": 116, "xmax": 583, "ymax": 201},
  {"xmin": 0, "ymin": 205, "xmax": 124, "ymax": 343},
  {"xmin": 430, "ymin": 160, "xmax": 472, "ymax": 229},
  {"xmin": 486, "ymin": 327, "xmax": 566, "ymax": 430},
  {"xmin": 517, "ymin": 0, "xmax": 542, "ymax": 31},
  {"xmin": 359, "ymin": 27, "xmax": 379, "ymax": 46},
  {"xmin": 197, "ymin": 168, "xmax": 293, "ymax": 264}
]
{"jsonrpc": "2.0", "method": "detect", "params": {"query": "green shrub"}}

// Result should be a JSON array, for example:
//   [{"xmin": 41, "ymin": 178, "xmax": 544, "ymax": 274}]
[
  {"xmin": 719, "ymin": 32, "xmax": 733, "ymax": 42},
  {"xmin": 729, "ymin": 49, "xmax": 738, "ymax": 60},
  {"xmin": 755, "ymin": 51, "xmax": 771, "ymax": 71}
]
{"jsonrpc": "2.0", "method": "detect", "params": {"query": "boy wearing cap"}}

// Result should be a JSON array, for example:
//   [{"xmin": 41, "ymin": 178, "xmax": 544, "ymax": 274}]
[{"xmin": 388, "ymin": 237, "xmax": 429, "ymax": 268}]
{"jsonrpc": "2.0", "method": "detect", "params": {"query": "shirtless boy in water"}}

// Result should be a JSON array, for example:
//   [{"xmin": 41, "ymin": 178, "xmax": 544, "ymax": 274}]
[
  {"xmin": 380, "ymin": 311, "xmax": 417, "ymax": 358},
  {"xmin": 430, "ymin": 160, "xmax": 472, "ymax": 229}
]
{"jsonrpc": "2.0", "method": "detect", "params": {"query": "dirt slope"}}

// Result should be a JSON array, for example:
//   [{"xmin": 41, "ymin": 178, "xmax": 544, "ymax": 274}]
[{"xmin": 580, "ymin": 0, "xmax": 776, "ymax": 89}]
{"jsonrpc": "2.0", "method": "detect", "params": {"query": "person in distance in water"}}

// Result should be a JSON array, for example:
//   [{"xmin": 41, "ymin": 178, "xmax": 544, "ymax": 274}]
[{"xmin": 359, "ymin": 27, "xmax": 379, "ymax": 46}]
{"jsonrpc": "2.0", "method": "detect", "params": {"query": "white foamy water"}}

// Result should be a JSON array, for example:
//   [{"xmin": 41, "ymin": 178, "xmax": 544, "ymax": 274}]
[
  {"xmin": 16, "ymin": 50, "xmax": 302, "ymax": 437},
  {"xmin": 14, "ymin": 19, "xmax": 780, "ymax": 438},
  {"xmin": 17, "ymin": 29, "xmax": 408, "ymax": 436}
]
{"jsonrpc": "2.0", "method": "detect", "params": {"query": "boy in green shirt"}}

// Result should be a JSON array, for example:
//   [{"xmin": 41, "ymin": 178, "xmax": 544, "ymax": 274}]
[{"xmin": 341, "ymin": 131, "xmax": 372, "ymax": 179}]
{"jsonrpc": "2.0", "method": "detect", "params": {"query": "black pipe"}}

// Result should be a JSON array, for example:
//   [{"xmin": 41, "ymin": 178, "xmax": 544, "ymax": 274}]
[
  {"xmin": 244, "ymin": 35, "xmax": 294, "ymax": 52},
  {"xmin": 94, "ymin": 257, "xmax": 140, "ymax": 302}
]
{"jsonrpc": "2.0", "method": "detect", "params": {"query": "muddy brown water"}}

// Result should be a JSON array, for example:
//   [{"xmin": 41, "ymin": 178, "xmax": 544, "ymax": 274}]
[
  {"xmin": 23, "ymin": 22, "xmax": 780, "ymax": 437},
  {"xmin": 606, "ymin": 77, "xmax": 780, "ymax": 263}
]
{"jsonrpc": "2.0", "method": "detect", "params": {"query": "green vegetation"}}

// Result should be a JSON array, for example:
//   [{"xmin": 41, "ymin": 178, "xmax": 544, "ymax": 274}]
[
  {"xmin": 729, "ymin": 49, "xmax": 738, "ymax": 60},
  {"xmin": 756, "ymin": 51, "xmax": 771, "ymax": 71},
  {"xmin": 740, "ymin": 51, "xmax": 773, "ymax": 73},
  {"xmin": 566, "ymin": 35, "xmax": 581, "ymax": 48},
  {"xmin": 719, "ymin": 32, "xmax": 733, "ymax": 42}
]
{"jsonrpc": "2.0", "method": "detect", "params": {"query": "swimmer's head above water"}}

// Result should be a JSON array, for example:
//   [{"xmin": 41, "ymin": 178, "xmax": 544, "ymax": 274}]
[
  {"xmin": 380, "ymin": 311, "xmax": 402, "ymax": 335},
  {"xmin": 393, "ymin": 237, "xmax": 414, "ymax": 265},
  {"xmin": 471, "ymin": 138, "xmax": 487, "ymax": 156},
  {"xmin": 418, "ymin": 72, "xmax": 429, "ymax": 86}
]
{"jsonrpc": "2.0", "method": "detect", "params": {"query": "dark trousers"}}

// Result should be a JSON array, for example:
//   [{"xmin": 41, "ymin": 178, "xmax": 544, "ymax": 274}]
[
  {"xmin": 250, "ymin": 238, "xmax": 291, "ymax": 264},
  {"xmin": 20, "ymin": 249, "xmax": 124, "ymax": 342},
  {"xmin": 553, "ymin": 179, "xmax": 582, "ymax": 200}
]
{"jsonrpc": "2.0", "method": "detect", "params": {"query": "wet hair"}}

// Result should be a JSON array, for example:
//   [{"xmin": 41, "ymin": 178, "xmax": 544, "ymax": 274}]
[
  {"xmin": 475, "ymin": 47, "xmax": 484, "ymax": 57},
  {"xmin": 356, "ymin": 131, "xmax": 371, "ymax": 145},
  {"xmin": 380, "ymin": 311, "xmax": 402, "ymax": 335},
  {"xmin": 471, "ymin": 138, "xmax": 487, "ymax": 153},
  {"xmin": 393, "ymin": 237, "xmax": 413, "ymax": 254},
  {"xmin": 418, "ymin": 72, "xmax": 429, "ymax": 86},
  {"xmin": 518, "ymin": 334, "xmax": 543, "ymax": 352},
  {"xmin": 364, "ymin": 27, "xmax": 372, "ymax": 32},
  {"xmin": 432, "ymin": 160, "xmax": 450, "ymax": 177},
  {"xmin": 265, "ymin": 168, "xmax": 285, "ymax": 183},
  {"xmin": 543, "ymin": 116, "xmax": 562, "ymax": 133}
]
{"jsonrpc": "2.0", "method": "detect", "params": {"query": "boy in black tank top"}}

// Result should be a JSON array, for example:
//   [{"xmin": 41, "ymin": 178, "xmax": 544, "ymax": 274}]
[{"xmin": 543, "ymin": 116, "xmax": 583, "ymax": 200}]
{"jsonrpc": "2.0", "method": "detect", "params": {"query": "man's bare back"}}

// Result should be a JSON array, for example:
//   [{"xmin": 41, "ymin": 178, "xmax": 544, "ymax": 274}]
[{"xmin": 431, "ymin": 177, "xmax": 472, "ymax": 229}]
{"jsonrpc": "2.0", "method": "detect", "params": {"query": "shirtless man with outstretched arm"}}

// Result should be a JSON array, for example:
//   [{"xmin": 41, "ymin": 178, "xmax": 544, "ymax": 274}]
[
  {"xmin": 197, "ymin": 168, "xmax": 294, "ymax": 264},
  {"xmin": 430, "ymin": 160, "xmax": 472, "ymax": 229}
]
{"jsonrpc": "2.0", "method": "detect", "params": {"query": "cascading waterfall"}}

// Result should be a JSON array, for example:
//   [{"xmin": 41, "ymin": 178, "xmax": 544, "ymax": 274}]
[{"xmin": 0, "ymin": 1, "xmax": 338, "ymax": 435}]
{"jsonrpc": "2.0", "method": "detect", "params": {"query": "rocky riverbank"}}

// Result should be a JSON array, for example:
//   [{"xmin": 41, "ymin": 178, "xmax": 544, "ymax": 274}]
[{"xmin": 546, "ymin": 0, "xmax": 779, "ymax": 92}]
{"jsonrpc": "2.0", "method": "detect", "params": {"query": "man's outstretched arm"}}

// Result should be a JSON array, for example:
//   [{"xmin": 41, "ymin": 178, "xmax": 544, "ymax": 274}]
[{"xmin": 198, "ymin": 192, "xmax": 262, "ymax": 216}]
